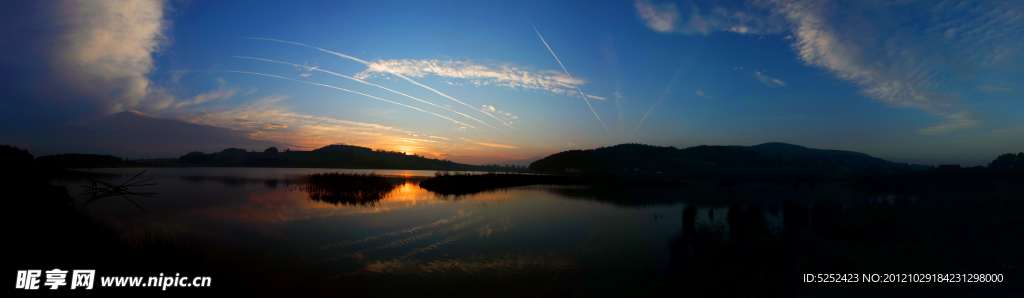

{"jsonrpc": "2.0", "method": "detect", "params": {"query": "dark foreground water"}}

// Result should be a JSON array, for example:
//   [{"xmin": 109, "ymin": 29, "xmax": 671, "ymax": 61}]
[
  {"xmin": 53, "ymin": 168, "xmax": 753, "ymax": 296},
  {"xmin": 48, "ymin": 167, "xmax": 1020, "ymax": 297}
]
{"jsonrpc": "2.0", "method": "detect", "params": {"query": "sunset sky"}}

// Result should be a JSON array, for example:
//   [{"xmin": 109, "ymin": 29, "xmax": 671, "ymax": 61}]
[{"xmin": 2, "ymin": 0, "xmax": 1022, "ymax": 166}]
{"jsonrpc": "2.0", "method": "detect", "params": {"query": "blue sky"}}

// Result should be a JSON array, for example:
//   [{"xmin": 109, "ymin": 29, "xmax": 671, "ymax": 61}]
[{"xmin": 1, "ymin": 0, "xmax": 1022, "ymax": 166}]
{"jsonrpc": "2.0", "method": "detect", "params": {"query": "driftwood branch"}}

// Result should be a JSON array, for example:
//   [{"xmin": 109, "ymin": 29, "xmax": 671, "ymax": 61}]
[{"xmin": 78, "ymin": 169, "xmax": 157, "ymax": 213}]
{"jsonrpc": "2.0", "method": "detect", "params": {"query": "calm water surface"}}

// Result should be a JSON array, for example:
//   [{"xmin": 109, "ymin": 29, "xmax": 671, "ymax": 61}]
[{"xmin": 54, "ymin": 167, "xmax": 796, "ymax": 296}]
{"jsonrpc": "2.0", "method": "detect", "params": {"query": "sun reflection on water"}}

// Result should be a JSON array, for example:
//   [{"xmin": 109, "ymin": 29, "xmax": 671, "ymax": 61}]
[{"xmin": 188, "ymin": 181, "xmax": 523, "ymax": 223}]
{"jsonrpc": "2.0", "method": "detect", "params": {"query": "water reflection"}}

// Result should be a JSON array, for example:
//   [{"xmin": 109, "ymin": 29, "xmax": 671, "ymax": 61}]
[
  {"xmin": 45, "ymin": 167, "xmax": 1020, "ymax": 296},
  {"xmin": 365, "ymin": 251, "xmax": 579, "ymax": 276},
  {"xmin": 52, "ymin": 168, "xmax": 809, "ymax": 295},
  {"xmin": 180, "ymin": 175, "xmax": 300, "ymax": 187}
]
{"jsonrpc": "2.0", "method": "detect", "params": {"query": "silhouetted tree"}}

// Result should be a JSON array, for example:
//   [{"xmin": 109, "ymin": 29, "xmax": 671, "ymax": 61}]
[
  {"xmin": 989, "ymin": 152, "xmax": 1024, "ymax": 169},
  {"xmin": 264, "ymin": 147, "xmax": 278, "ymax": 154},
  {"xmin": 0, "ymin": 144, "xmax": 34, "ymax": 169}
]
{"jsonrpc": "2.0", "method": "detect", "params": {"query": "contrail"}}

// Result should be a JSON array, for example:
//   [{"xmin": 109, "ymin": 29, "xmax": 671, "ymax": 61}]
[
  {"xmin": 243, "ymin": 37, "xmax": 515, "ymax": 129},
  {"xmin": 615, "ymin": 82, "xmax": 625, "ymax": 133},
  {"xmin": 529, "ymin": 23, "xmax": 613, "ymax": 137},
  {"xmin": 224, "ymin": 70, "xmax": 478, "ymax": 130},
  {"xmin": 631, "ymin": 66, "xmax": 684, "ymax": 135},
  {"xmin": 229, "ymin": 56, "xmax": 506, "ymax": 133}
]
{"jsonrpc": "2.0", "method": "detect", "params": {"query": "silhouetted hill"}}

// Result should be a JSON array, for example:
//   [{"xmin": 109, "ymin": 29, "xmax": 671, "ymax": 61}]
[
  {"xmin": 747, "ymin": 142, "xmax": 898, "ymax": 169},
  {"xmin": 529, "ymin": 143, "xmax": 763, "ymax": 173},
  {"xmin": 177, "ymin": 144, "xmax": 486, "ymax": 171},
  {"xmin": 505, "ymin": 156, "xmax": 544, "ymax": 167},
  {"xmin": 36, "ymin": 153, "xmax": 124, "ymax": 168},
  {"xmin": 529, "ymin": 142, "xmax": 920, "ymax": 174}
]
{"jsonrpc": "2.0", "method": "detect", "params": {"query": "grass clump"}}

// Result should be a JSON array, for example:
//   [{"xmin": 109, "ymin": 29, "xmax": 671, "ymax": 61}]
[{"xmin": 305, "ymin": 172, "xmax": 397, "ymax": 206}]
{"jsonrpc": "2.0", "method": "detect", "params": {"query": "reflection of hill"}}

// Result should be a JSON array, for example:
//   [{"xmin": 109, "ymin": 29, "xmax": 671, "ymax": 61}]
[
  {"xmin": 542, "ymin": 185, "xmax": 724, "ymax": 207},
  {"xmin": 418, "ymin": 173, "xmax": 687, "ymax": 196},
  {"xmin": 420, "ymin": 174, "xmax": 583, "ymax": 196}
]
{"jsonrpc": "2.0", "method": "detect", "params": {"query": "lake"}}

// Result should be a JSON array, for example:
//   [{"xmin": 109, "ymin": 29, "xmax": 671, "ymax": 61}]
[{"xmin": 54, "ymin": 167, "xmax": 817, "ymax": 296}]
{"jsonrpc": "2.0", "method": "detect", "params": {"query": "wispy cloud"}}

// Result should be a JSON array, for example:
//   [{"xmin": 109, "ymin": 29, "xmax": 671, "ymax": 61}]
[
  {"xmin": 480, "ymin": 105, "xmax": 518, "ymax": 123},
  {"xmin": 246, "ymin": 38, "xmax": 515, "ymax": 129},
  {"xmin": 182, "ymin": 95, "xmax": 433, "ymax": 152},
  {"xmin": 230, "ymin": 56, "xmax": 505, "ymax": 132},
  {"xmin": 263, "ymin": 123, "xmax": 287, "ymax": 129},
  {"xmin": 917, "ymin": 110, "xmax": 982, "ymax": 135},
  {"xmin": 977, "ymin": 85, "xmax": 1017, "ymax": 93},
  {"xmin": 355, "ymin": 59, "xmax": 595, "ymax": 98},
  {"xmin": 694, "ymin": 89, "xmax": 716, "ymax": 99},
  {"xmin": 635, "ymin": 0, "xmax": 679, "ymax": 33},
  {"xmin": 754, "ymin": 71, "xmax": 786, "ymax": 88},
  {"xmin": 765, "ymin": 0, "xmax": 1003, "ymax": 133},
  {"xmin": 531, "ymin": 23, "xmax": 613, "ymax": 137},
  {"xmin": 640, "ymin": 0, "xmax": 1024, "ymax": 134},
  {"xmin": 174, "ymin": 78, "xmax": 240, "ymax": 108},
  {"xmin": 634, "ymin": 0, "xmax": 785, "ymax": 35},
  {"xmin": 459, "ymin": 138, "xmax": 518, "ymax": 149},
  {"xmin": 224, "ymin": 70, "xmax": 480, "ymax": 130}
]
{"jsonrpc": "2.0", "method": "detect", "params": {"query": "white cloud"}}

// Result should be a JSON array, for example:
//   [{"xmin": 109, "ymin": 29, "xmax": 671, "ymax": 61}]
[
  {"xmin": 694, "ymin": 90, "xmax": 706, "ymax": 96},
  {"xmin": 53, "ymin": 0, "xmax": 169, "ymax": 113},
  {"xmin": 20, "ymin": 0, "xmax": 258, "ymax": 117}
]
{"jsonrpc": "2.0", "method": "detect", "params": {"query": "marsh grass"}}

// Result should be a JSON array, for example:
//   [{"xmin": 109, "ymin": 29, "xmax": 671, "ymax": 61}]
[{"xmin": 305, "ymin": 172, "xmax": 398, "ymax": 206}]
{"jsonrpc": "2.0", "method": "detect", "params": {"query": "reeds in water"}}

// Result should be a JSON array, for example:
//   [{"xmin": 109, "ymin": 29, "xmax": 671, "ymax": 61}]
[{"xmin": 305, "ymin": 172, "xmax": 397, "ymax": 206}]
